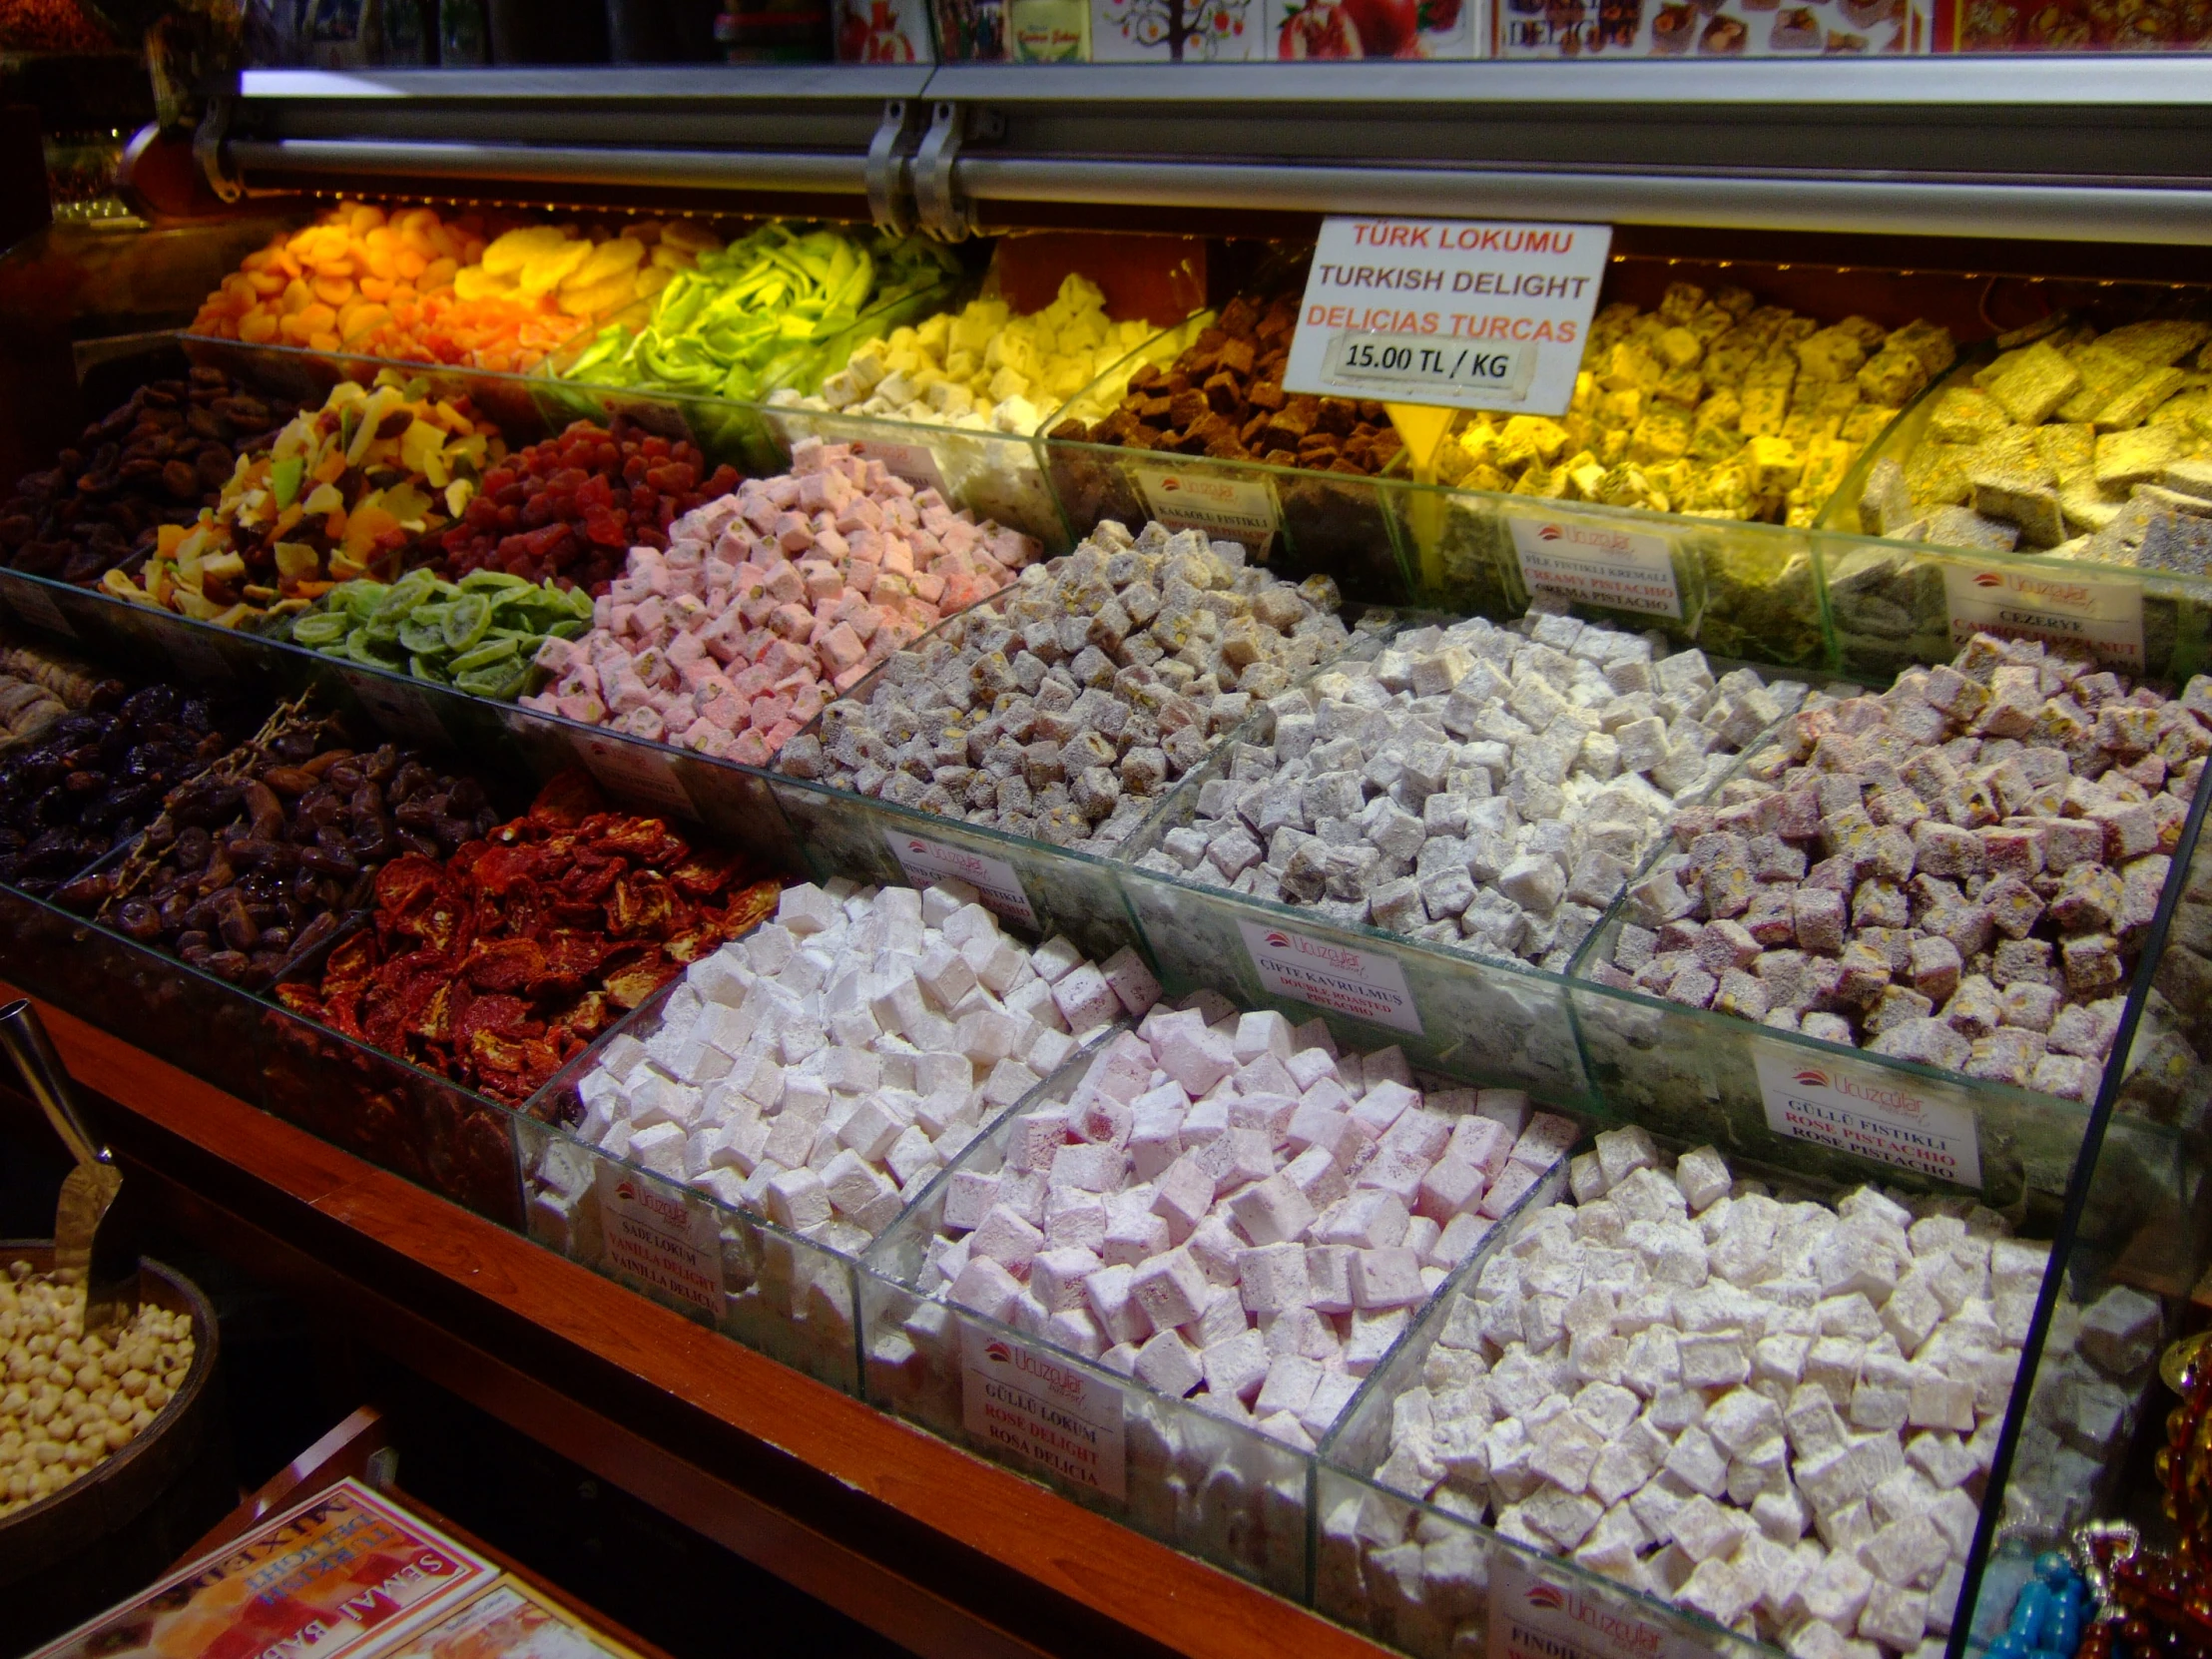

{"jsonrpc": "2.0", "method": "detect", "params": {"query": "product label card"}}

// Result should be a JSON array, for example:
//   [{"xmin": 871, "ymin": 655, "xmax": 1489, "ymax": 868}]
[
  {"xmin": 570, "ymin": 730, "xmax": 696, "ymax": 820},
  {"xmin": 1131, "ymin": 461, "xmax": 1282, "ymax": 558},
  {"xmin": 341, "ymin": 668, "xmax": 449, "ymax": 753},
  {"xmin": 884, "ymin": 828, "xmax": 1039, "ymax": 931},
  {"xmin": 1285, "ymin": 218, "xmax": 1613, "ymax": 417},
  {"xmin": 1941, "ymin": 561, "xmax": 2144, "ymax": 673},
  {"xmin": 1508, "ymin": 516, "xmax": 1684, "ymax": 620},
  {"xmin": 1492, "ymin": 1550, "xmax": 1711, "ymax": 1659},
  {"xmin": 31, "ymin": 1478, "xmax": 495, "ymax": 1659},
  {"xmin": 1754, "ymin": 1047, "xmax": 1983, "ymax": 1189},
  {"xmin": 961, "ymin": 1324, "xmax": 1126, "ymax": 1499},
  {"xmin": 594, "ymin": 1162, "xmax": 722, "ymax": 1319},
  {"xmin": 1237, "ymin": 918, "xmax": 1422, "ymax": 1035},
  {"xmin": 2, "ymin": 576, "xmax": 77, "ymax": 638},
  {"xmin": 162, "ymin": 624, "xmax": 238, "ymax": 684}
]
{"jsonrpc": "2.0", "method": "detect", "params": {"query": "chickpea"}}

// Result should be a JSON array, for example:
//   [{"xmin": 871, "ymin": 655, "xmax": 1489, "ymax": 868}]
[{"xmin": 0, "ymin": 1273, "xmax": 190, "ymax": 1487}]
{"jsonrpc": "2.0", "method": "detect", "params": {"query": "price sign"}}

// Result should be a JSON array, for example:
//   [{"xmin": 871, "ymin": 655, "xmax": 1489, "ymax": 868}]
[{"xmin": 1286, "ymin": 218, "xmax": 1613, "ymax": 417}]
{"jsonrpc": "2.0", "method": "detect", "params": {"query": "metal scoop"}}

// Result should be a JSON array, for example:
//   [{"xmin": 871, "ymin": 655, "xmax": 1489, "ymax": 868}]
[{"xmin": 0, "ymin": 998, "xmax": 129, "ymax": 1339}]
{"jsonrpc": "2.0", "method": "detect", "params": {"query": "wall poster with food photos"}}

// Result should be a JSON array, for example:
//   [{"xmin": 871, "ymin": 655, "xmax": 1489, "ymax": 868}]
[{"xmin": 1491, "ymin": 0, "xmax": 1923, "ymax": 53}]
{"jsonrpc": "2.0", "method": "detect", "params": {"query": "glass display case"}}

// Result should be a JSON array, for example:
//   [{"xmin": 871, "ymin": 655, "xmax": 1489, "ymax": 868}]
[{"xmin": 1, "ymin": 50, "xmax": 2207, "ymax": 1659}]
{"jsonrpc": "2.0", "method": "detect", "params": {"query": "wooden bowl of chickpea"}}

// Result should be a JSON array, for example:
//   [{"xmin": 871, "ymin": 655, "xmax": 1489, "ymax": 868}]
[{"xmin": 0, "ymin": 1245, "xmax": 218, "ymax": 1587}]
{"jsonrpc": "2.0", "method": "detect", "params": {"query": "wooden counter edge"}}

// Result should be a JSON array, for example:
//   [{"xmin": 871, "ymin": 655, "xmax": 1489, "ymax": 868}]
[{"xmin": 3, "ymin": 983, "xmax": 1393, "ymax": 1659}]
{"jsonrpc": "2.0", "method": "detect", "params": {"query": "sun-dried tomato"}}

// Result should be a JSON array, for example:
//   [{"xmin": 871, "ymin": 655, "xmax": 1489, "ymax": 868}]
[{"xmin": 278, "ymin": 769, "xmax": 780, "ymax": 1105}]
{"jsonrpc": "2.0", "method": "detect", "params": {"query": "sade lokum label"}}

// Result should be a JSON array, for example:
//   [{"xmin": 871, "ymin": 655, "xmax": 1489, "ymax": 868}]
[
  {"xmin": 1941, "ymin": 561, "xmax": 2143, "ymax": 673},
  {"xmin": 884, "ymin": 829, "xmax": 1040, "ymax": 931},
  {"xmin": 1237, "ymin": 919, "xmax": 1422, "ymax": 1036},
  {"xmin": 961, "ymin": 1325, "xmax": 1126, "ymax": 1500},
  {"xmin": 1286, "ymin": 219, "xmax": 1613, "ymax": 418},
  {"xmin": 1754, "ymin": 1048, "xmax": 1983, "ymax": 1190},
  {"xmin": 1508, "ymin": 517, "xmax": 1684, "ymax": 621},
  {"xmin": 594, "ymin": 1164, "xmax": 722, "ymax": 1319},
  {"xmin": 1131, "ymin": 461, "xmax": 1282, "ymax": 558},
  {"xmin": 1491, "ymin": 1550, "xmax": 1712, "ymax": 1659},
  {"xmin": 570, "ymin": 730, "xmax": 696, "ymax": 819},
  {"xmin": 1, "ymin": 576, "xmax": 76, "ymax": 639}
]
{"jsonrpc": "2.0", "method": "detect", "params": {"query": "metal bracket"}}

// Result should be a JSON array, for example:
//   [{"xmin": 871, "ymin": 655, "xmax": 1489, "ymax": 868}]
[
  {"xmin": 864, "ymin": 98, "xmax": 924, "ymax": 236},
  {"xmin": 910, "ymin": 100, "xmax": 1000, "ymax": 245},
  {"xmin": 194, "ymin": 92, "xmax": 243, "ymax": 205},
  {"xmin": 364, "ymin": 1445, "xmax": 399, "ymax": 1491}
]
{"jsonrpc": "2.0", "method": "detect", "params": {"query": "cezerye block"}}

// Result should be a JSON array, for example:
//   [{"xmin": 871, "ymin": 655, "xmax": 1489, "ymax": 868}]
[{"xmin": 906, "ymin": 989, "xmax": 1578, "ymax": 1450}]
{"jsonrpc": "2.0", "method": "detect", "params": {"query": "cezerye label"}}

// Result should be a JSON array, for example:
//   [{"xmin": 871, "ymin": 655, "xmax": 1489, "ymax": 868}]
[
  {"xmin": 1753, "ymin": 1047, "xmax": 1982, "ymax": 1189},
  {"xmin": 1236, "ymin": 918, "xmax": 1422, "ymax": 1035},
  {"xmin": 1941, "ymin": 560, "xmax": 2142, "ymax": 672}
]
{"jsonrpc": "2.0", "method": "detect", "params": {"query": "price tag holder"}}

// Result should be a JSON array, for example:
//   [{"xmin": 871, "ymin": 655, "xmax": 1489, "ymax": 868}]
[
  {"xmin": 1753, "ymin": 1046, "xmax": 1982, "ymax": 1190},
  {"xmin": 885, "ymin": 829, "xmax": 1040, "ymax": 932},
  {"xmin": 1508, "ymin": 516, "xmax": 1685, "ymax": 621},
  {"xmin": 1285, "ymin": 218, "xmax": 1613, "ymax": 418},
  {"xmin": 1942, "ymin": 560, "xmax": 2144, "ymax": 673},
  {"xmin": 0, "ymin": 575, "xmax": 77, "ymax": 639},
  {"xmin": 1130, "ymin": 461, "xmax": 1282, "ymax": 557},
  {"xmin": 1237, "ymin": 918, "xmax": 1422, "ymax": 1036},
  {"xmin": 571, "ymin": 730, "xmax": 697, "ymax": 819}
]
